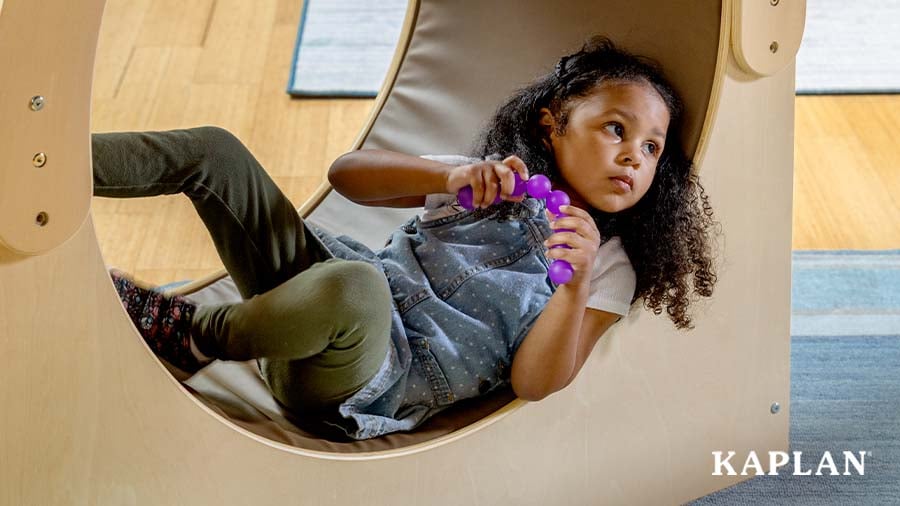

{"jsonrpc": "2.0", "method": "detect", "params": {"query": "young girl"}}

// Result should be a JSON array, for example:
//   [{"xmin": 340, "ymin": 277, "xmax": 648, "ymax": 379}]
[{"xmin": 100, "ymin": 36, "xmax": 717, "ymax": 441}]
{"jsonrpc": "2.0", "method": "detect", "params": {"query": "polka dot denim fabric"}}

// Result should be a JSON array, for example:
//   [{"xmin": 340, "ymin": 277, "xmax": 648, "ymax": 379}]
[{"xmin": 311, "ymin": 197, "xmax": 556, "ymax": 440}]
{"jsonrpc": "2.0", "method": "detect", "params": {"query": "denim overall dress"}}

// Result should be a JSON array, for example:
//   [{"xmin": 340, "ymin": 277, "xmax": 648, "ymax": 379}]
[{"xmin": 310, "ymin": 196, "xmax": 557, "ymax": 440}]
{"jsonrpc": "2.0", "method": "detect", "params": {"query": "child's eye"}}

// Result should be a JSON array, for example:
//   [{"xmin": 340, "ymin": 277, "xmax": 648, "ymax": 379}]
[
  {"xmin": 604, "ymin": 123, "xmax": 624, "ymax": 138},
  {"xmin": 642, "ymin": 142, "xmax": 658, "ymax": 155}
]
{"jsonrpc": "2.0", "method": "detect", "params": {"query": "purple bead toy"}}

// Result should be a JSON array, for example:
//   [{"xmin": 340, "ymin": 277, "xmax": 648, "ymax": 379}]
[
  {"xmin": 546, "ymin": 190, "xmax": 570, "ymax": 216},
  {"xmin": 457, "ymin": 172, "xmax": 528, "ymax": 210},
  {"xmin": 548, "ymin": 258, "xmax": 575, "ymax": 285},
  {"xmin": 456, "ymin": 186, "xmax": 476, "ymax": 210},
  {"xmin": 456, "ymin": 172, "xmax": 574, "ymax": 285},
  {"xmin": 546, "ymin": 190, "xmax": 574, "ymax": 284},
  {"xmin": 525, "ymin": 174, "xmax": 552, "ymax": 199}
]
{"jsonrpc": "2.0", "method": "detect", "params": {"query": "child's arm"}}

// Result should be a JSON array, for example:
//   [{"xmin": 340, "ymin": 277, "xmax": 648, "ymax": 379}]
[
  {"xmin": 510, "ymin": 205, "xmax": 618, "ymax": 401},
  {"xmin": 563, "ymin": 308, "xmax": 621, "ymax": 387},
  {"xmin": 510, "ymin": 284, "xmax": 620, "ymax": 400},
  {"xmin": 328, "ymin": 149, "xmax": 528, "ymax": 208},
  {"xmin": 328, "ymin": 149, "xmax": 450, "ymax": 207}
]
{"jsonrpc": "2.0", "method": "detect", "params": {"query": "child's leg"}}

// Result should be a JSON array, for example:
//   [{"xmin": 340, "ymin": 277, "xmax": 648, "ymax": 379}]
[
  {"xmin": 95, "ymin": 127, "xmax": 392, "ymax": 412},
  {"xmin": 92, "ymin": 126, "xmax": 330, "ymax": 298},
  {"xmin": 193, "ymin": 259, "xmax": 393, "ymax": 412},
  {"xmin": 111, "ymin": 258, "xmax": 392, "ymax": 410}
]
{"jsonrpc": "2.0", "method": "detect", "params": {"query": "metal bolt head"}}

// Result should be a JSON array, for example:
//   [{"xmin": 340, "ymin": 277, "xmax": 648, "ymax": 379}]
[
  {"xmin": 33, "ymin": 153, "xmax": 47, "ymax": 167},
  {"xmin": 770, "ymin": 402, "xmax": 781, "ymax": 414},
  {"xmin": 35, "ymin": 212, "xmax": 49, "ymax": 227},
  {"xmin": 29, "ymin": 95, "xmax": 45, "ymax": 111},
  {"xmin": 770, "ymin": 41, "xmax": 779, "ymax": 54}
]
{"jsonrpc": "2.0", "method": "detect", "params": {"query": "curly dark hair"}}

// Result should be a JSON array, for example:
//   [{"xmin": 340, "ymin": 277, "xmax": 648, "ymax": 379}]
[{"xmin": 470, "ymin": 35, "xmax": 720, "ymax": 330}]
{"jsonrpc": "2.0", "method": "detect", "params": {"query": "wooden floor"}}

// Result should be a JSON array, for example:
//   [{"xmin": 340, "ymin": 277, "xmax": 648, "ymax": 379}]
[
  {"xmin": 793, "ymin": 95, "xmax": 900, "ymax": 250},
  {"xmin": 89, "ymin": 0, "xmax": 900, "ymax": 286}
]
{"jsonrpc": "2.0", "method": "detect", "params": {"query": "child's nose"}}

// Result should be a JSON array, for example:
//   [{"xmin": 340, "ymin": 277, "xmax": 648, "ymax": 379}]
[{"xmin": 616, "ymin": 144, "xmax": 641, "ymax": 166}]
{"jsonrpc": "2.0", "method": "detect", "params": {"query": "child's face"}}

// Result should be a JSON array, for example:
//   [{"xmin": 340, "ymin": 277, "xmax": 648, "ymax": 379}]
[{"xmin": 539, "ymin": 81, "xmax": 670, "ymax": 214}]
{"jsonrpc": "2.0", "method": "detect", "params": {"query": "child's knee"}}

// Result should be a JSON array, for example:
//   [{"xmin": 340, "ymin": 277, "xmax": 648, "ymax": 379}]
[
  {"xmin": 191, "ymin": 126, "xmax": 255, "ymax": 165},
  {"xmin": 317, "ymin": 260, "xmax": 392, "ymax": 322},
  {"xmin": 193, "ymin": 126, "xmax": 243, "ymax": 150},
  {"xmin": 186, "ymin": 126, "xmax": 269, "ymax": 183}
]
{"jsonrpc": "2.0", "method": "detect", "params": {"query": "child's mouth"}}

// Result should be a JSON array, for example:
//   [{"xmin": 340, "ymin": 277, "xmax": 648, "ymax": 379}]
[{"xmin": 610, "ymin": 177, "xmax": 632, "ymax": 192}]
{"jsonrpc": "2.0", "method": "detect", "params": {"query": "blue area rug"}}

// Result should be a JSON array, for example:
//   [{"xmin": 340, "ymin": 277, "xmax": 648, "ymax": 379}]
[
  {"xmin": 287, "ymin": 0, "xmax": 407, "ymax": 97},
  {"xmin": 689, "ymin": 250, "xmax": 900, "ymax": 504},
  {"xmin": 796, "ymin": 0, "xmax": 900, "ymax": 94}
]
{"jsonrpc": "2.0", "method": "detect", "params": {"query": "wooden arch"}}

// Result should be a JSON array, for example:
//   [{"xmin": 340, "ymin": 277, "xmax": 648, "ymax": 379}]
[{"xmin": 0, "ymin": 0, "xmax": 804, "ymax": 503}]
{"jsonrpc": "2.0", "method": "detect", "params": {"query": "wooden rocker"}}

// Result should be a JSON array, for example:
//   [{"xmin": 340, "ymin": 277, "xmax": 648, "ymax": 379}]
[{"xmin": 0, "ymin": 0, "xmax": 805, "ymax": 503}]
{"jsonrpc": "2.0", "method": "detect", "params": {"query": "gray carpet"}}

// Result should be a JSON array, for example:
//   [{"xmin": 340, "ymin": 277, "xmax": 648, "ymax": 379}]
[
  {"xmin": 795, "ymin": 0, "xmax": 900, "ymax": 94},
  {"xmin": 287, "ymin": 0, "xmax": 407, "ymax": 97},
  {"xmin": 688, "ymin": 250, "xmax": 900, "ymax": 505}
]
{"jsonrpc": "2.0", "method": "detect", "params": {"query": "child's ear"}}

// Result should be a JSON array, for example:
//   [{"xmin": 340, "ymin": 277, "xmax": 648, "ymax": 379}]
[{"xmin": 538, "ymin": 107, "xmax": 556, "ymax": 134}]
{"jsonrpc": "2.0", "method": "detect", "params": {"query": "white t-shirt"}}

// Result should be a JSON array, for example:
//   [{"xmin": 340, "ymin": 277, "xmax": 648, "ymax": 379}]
[{"xmin": 419, "ymin": 154, "xmax": 637, "ymax": 317}]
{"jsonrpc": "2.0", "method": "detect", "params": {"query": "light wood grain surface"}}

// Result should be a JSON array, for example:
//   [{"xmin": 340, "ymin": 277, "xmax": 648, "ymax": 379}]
[
  {"xmin": 90, "ymin": 0, "xmax": 900, "ymax": 286},
  {"xmin": 793, "ymin": 95, "xmax": 900, "ymax": 250}
]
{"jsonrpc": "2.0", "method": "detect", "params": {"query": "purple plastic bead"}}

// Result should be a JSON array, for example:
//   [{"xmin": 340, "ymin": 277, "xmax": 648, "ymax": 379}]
[
  {"xmin": 546, "ymin": 190, "xmax": 570, "ymax": 216},
  {"xmin": 548, "ymin": 260, "xmax": 574, "ymax": 284},
  {"xmin": 512, "ymin": 172, "xmax": 527, "ymax": 197},
  {"xmin": 525, "ymin": 174, "xmax": 552, "ymax": 199},
  {"xmin": 457, "ymin": 186, "xmax": 475, "ymax": 210}
]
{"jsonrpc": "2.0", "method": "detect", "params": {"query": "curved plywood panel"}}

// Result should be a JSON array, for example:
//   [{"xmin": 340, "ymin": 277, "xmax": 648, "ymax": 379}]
[
  {"xmin": 0, "ymin": 0, "xmax": 101, "ymax": 254},
  {"xmin": 733, "ymin": 0, "xmax": 806, "ymax": 77},
  {"xmin": 0, "ymin": 0, "xmax": 800, "ymax": 503}
]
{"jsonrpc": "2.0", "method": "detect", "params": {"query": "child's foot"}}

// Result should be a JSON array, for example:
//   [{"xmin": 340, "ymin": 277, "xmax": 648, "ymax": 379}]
[{"xmin": 109, "ymin": 268, "xmax": 213, "ymax": 377}]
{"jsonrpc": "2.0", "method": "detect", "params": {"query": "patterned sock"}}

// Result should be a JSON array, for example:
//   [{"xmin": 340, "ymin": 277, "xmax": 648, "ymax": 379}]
[{"xmin": 109, "ymin": 269, "xmax": 214, "ymax": 375}]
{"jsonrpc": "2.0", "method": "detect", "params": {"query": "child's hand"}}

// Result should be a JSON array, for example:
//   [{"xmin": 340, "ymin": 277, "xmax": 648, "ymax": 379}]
[
  {"xmin": 445, "ymin": 155, "xmax": 529, "ymax": 208},
  {"xmin": 543, "ymin": 205, "xmax": 602, "ymax": 286}
]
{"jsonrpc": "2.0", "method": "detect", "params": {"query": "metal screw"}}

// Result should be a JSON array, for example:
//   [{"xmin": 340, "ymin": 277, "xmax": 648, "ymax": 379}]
[
  {"xmin": 35, "ymin": 212, "xmax": 49, "ymax": 227},
  {"xmin": 770, "ymin": 41, "xmax": 779, "ymax": 53},
  {"xmin": 33, "ymin": 153, "xmax": 47, "ymax": 167},
  {"xmin": 29, "ymin": 96, "xmax": 45, "ymax": 111},
  {"xmin": 770, "ymin": 402, "xmax": 781, "ymax": 414},
  {"xmin": 770, "ymin": 0, "xmax": 779, "ymax": 5}
]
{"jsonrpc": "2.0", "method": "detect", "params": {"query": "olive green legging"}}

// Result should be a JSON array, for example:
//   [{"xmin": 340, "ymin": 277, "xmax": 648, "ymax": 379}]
[{"xmin": 92, "ymin": 126, "xmax": 392, "ymax": 417}]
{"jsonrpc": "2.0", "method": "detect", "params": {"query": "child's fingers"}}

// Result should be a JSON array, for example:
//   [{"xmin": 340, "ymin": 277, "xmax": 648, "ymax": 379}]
[
  {"xmin": 543, "ymin": 229, "xmax": 596, "ymax": 259},
  {"xmin": 493, "ymin": 162, "xmax": 520, "ymax": 200},
  {"xmin": 550, "ymin": 217, "xmax": 593, "ymax": 238},
  {"xmin": 501, "ymin": 157, "xmax": 528, "ymax": 201},
  {"xmin": 546, "ymin": 208, "xmax": 601, "ymax": 241},
  {"xmin": 471, "ymin": 163, "xmax": 492, "ymax": 207},
  {"xmin": 462, "ymin": 158, "xmax": 530, "ymax": 208},
  {"xmin": 544, "ymin": 243, "xmax": 590, "ymax": 269},
  {"xmin": 558, "ymin": 204, "xmax": 590, "ymax": 219},
  {"xmin": 543, "ymin": 230, "xmax": 584, "ymax": 249},
  {"xmin": 502, "ymin": 155, "xmax": 529, "ymax": 180},
  {"xmin": 471, "ymin": 176, "xmax": 485, "ymax": 208},
  {"xmin": 476, "ymin": 164, "xmax": 500, "ymax": 208},
  {"xmin": 545, "ymin": 211, "xmax": 586, "ymax": 235}
]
